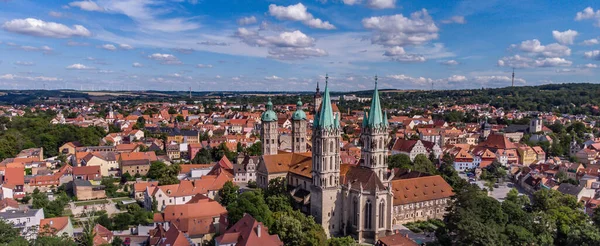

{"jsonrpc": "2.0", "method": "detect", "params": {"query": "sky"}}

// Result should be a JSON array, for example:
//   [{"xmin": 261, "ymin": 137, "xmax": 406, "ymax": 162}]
[{"xmin": 0, "ymin": 0, "xmax": 599, "ymax": 91}]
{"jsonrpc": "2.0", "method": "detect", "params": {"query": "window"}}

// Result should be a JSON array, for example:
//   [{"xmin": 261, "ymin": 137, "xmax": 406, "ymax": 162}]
[
  {"xmin": 364, "ymin": 200, "xmax": 372, "ymax": 229},
  {"xmin": 330, "ymin": 141, "xmax": 334, "ymax": 152},
  {"xmin": 353, "ymin": 199, "xmax": 358, "ymax": 226},
  {"xmin": 379, "ymin": 200, "xmax": 385, "ymax": 228}
]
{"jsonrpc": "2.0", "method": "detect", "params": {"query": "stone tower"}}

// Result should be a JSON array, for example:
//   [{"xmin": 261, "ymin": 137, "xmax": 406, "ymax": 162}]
[
  {"xmin": 360, "ymin": 76, "xmax": 389, "ymax": 184},
  {"xmin": 314, "ymin": 81, "xmax": 322, "ymax": 114},
  {"xmin": 311, "ymin": 76, "xmax": 342, "ymax": 237},
  {"xmin": 529, "ymin": 116, "xmax": 542, "ymax": 133},
  {"xmin": 481, "ymin": 117, "xmax": 491, "ymax": 139},
  {"xmin": 261, "ymin": 98, "xmax": 278, "ymax": 155},
  {"xmin": 291, "ymin": 97, "xmax": 307, "ymax": 153}
]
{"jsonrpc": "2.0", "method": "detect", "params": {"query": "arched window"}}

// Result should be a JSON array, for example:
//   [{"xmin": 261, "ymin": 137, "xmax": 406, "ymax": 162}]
[
  {"xmin": 330, "ymin": 141, "xmax": 334, "ymax": 152},
  {"xmin": 330, "ymin": 156, "xmax": 333, "ymax": 170},
  {"xmin": 379, "ymin": 138, "xmax": 383, "ymax": 150},
  {"xmin": 379, "ymin": 200, "xmax": 385, "ymax": 228},
  {"xmin": 364, "ymin": 200, "xmax": 372, "ymax": 229},
  {"xmin": 379, "ymin": 155, "xmax": 382, "ymax": 166},
  {"xmin": 353, "ymin": 198, "xmax": 358, "ymax": 226},
  {"xmin": 323, "ymin": 140, "xmax": 327, "ymax": 152},
  {"xmin": 329, "ymin": 176, "xmax": 332, "ymax": 186}
]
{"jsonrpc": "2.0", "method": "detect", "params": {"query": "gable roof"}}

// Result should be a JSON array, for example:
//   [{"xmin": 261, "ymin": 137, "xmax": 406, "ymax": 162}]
[
  {"xmin": 391, "ymin": 175, "xmax": 454, "ymax": 206},
  {"xmin": 216, "ymin": 214, "xmax": 283, "ymax": 246},
  {"xmin": 39, "ymin": 216, "xmax": 70, "ymax": 234}
]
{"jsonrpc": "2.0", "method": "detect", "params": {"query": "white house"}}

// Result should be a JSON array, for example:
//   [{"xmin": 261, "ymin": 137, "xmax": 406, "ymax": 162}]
[{"xmin": 0, "ymin": 208, "xmax": 44, "ymax": 239}]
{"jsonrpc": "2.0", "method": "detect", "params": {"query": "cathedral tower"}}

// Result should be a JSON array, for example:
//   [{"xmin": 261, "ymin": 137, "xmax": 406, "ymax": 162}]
[
  {"xmin": 360, "ymin": 76, "xmax": 389, "ymax": 184},
  {"xmin": 311, "ymin": 75, "xmax": 342, "ymax": 237},
  {"xmin": 261, "ymin": 98, "xmax": 278, "ymax": 155},
  {"xmin": 314, "ymin": 81, "xmax": 322, "ymax": 114},
  {"xmin": 291, "ymin": 97, "xmax": 307, "ymax": 153}
]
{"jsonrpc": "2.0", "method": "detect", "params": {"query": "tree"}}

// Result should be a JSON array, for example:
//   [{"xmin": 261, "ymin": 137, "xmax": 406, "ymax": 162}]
[
  {"xmin": 218, "ymin": 181, "xmax": 239, "ymax": 207},
  {"xmin": 266, "ymin": 195, "xmax": 292, "ymax": 213},
  {"xmin": 266, "ymin": 177, "xmax": 288, "ymax": 197},
  {"xmin": 387, "ymin": 154, "xmax": 411, "ymax": 169},
  {"xmin": 192, "ymin": 148, "xmax": 212, "ymax": 164},
  {"xmin": 246, "ymin": 141, "xmax": 262, "ymax": 156},
  {"xmin": 147, "ymin": 161, "xmax": 180, "ymax": 185},
  {"xmin": 168, "ymin": 107, "xmax": 177, "ymax": 114},
  {"xmin": 327, "ymin": 236, "xmax": 356, "ymax": 246},
  {"xmin": 135, "ymin": 117, "xmax": 145, "ymax": 129},
  {"xmin": 413, "ymin": 154, "xmax": 437, "ymax": 174},
  {"xmin": 236, "ymin": 142, "xmax": 243, "ymax": 153},
  {"xmin": 0, "ymin": 219, "xmax": 23, "ymax": 244},
  {"xmin": 147, "ymin": 161, "xmax": 167, "ymax": 180},
  {"xmin": 111, "ymin": 237, "xmax": 124, "ymax": 246},
  {"xmin": 112, "ymin": 213, "xmax": 134, "ymax": 230},
  {"xmin": 556, "ymin": 171, "xmax": 568, "ymax": 182},
  {"xmin": 176, "ymin": 115, "xmax": 185, "ymax": 122},
  {"xmin": 226, "ymin": 190, "xmax": 273, "ymax": 226},
  {"xmin": 270, "ymin": 210, "xmax": 327, "ymax": 246}
]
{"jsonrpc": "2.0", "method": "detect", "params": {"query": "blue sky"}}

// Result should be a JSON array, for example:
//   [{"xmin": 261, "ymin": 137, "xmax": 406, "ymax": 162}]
[{"xmin": 0, "ymin": 0, "xmax": 599, "ymax": 91}]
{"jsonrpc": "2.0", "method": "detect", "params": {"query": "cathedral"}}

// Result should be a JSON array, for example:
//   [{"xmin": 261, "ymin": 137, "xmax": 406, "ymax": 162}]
[{"xmin": 256, "ymin": 76, "xmax": 453, "ymax": 244}]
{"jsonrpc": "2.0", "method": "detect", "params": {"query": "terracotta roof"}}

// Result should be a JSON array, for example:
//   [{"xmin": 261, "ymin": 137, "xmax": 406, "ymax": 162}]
[
  {"xmin": 4, "ymin": 167, "xmax": 24, "ymax": 186},
  {"xmin": 0, "ymin": 198, "xmax": 19, "ymax": 211},
  {"xmin": 39, "ymin": 216, "xmax": 70, "ymax": 234},
  {"xmin": 120, "ymin": 152, "xmax": 158, "ymax": 162},
  {"xmin": 161, "ymin": 224, "xmax": 192, "ymax": 246},
  {"xmin": 391, "ymin": 175, "xmax": 454, "ymax": 206},
  {"xmin": 479, "ymin": 133, "xmax": 515, "ymax": 150},
  {"xmin": 261, "ymin": 152, "xmax": 312, "ymax": 175},
  {"xmin": 134, "ymin": 181, "xmax": 159, "ymax": 193},
  {"xmin": 72, "ymin": 166, "xmax": 101, "ymax": 176},
  {"xmin": 156, "ymin": 199, "xmax": 226, "ymax": 224},
  {"xmin": 215, "ymin": 214, "xmax": 283, "ymax": 246},
  {"xmin": 378, "ymin": 233, "xmax": 419, "ymax": 246}
]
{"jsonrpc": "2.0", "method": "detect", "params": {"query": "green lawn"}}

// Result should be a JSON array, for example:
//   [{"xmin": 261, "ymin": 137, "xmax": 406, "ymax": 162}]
[{"xmin": 74, "ymin": 199, "xmax": 110, "ymax": 206}]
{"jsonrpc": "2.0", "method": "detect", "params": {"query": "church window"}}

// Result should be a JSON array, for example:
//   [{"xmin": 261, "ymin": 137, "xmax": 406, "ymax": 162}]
[
  {"xmin": 353, "ymin": 199, "xmax": 358, "ymax": 226},
  {"xmin": 365, "ymin": 200, "xmax": 372, "ymax": 229},
  {"xmin": 379, "ymin": 200, "xmax": 385, "ymax": 228},
  {"xmin": 329, "ymin": 176, "xmax": 332, "ymax": 186},
  {"xmin": 330, "ymin": 141, "xmax": 334, "ymax": 152},
  {"xmin": 379, "ymin": 138, "xmax": 383, "ymax": 150},
  {"xmin": 330, "ymin": 157, "xmax": 333, "ymax": 170}
]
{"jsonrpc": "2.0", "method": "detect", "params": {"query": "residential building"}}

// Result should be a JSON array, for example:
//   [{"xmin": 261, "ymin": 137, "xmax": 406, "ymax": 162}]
[
  {"xmin": 119, "ymin": 152, "xmax": 158, "ymax": 176},
  {"xmin": 73, "ymin": 179, "xmax": 106, "ymax": 201},
  {"xmin": 39, "ymin": 216, "xmax": 74, "ymax": 238},
  {"xmin": 215, "ymin": 214, "xmax": 283, "ymax": 246},
  {"xmin": 391, "ymin": 139, "xmax": 441, "ymax": 162},
  {"xmin": 0, "ymin": 208, "xmax": 44, "ymax": 238}
]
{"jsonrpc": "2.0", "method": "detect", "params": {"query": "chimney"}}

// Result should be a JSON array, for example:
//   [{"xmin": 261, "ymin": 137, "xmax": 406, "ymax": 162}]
[{"xmin": 256, "ymin": 224, "xmax": 261, "ymax": 238}]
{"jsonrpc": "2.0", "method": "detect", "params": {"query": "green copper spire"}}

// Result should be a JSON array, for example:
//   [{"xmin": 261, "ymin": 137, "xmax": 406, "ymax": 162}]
[
  {"xmin": 367, "ymin": 75, "xmax": 384, "ymax": 127},
  {"xmin": 383, "ymin": 110, "xmax": 389, "ymax": 126},
  {"xmin": 362, "ymin": 110, "xmax": 369, "ymax": 128},
  {"xmin": 316, "ymin": 74, "xmax": 336, "ymax": 129},
  {"xmin": 292, "ymin": 97, "xmax": 306, "ymax": 120},
  {"xmin": 261, "ymin": 97, "xmax": 277, "ymax": 122}
]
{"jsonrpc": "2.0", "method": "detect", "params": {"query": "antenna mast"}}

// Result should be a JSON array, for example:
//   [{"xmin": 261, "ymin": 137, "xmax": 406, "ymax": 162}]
[{"xmin": 511, "ymin": 68, "xmax": 515, "ymax": 88}]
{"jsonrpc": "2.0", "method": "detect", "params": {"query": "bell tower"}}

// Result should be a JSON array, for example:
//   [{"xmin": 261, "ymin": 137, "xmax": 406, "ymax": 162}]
[{"xmin": 360, "ymin": 76, "xmax": 389, "ymax": 184}]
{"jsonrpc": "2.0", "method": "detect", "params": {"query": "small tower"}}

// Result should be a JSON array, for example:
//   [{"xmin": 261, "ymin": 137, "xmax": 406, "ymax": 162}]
[
  {"xmin": 261, "ymin": 98, "xmax": 278, "ymax": 155},
  {"xmin": 291, "ymin": 97, "xmax": 307, "ymax": 153},
  {"xmin": 569, "ymin": 136, "xmax": 581, "ymax": 157},
  {"xmin": 311, "ymin": 75, "xmax": 342, "ymax": 237},
  {"xmin": 314, "ymin": 81, "xmax": 322, "ymax": 114},
  {"xmin": 481, "ymin": 117, "xmax": 491, "ymax": 139},
  {"xmin": 360, "ymin": 75, "xmax": 389, "ymax": 184},
  {"xmin": 529, "ymin": 116, "xmax": 542, "ymax": 134}
]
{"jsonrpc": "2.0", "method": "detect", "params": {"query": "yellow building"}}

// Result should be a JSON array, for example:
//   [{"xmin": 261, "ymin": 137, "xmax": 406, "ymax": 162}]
[{"xmin": 517, "ymin": 145, "xmax": 537, "ymax": 166}]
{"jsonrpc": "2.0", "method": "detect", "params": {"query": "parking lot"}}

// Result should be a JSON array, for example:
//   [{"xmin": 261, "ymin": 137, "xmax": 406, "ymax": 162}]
[{"xmin": 458, "ymin": 173, "xmax": 525, "ymax": 201}]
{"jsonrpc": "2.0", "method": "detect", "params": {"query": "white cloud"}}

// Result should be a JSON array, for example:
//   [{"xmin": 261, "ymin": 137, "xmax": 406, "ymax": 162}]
[
  {"xmin": 49, "ymin": 11, "xmax": 63, "ymax": 18},
  {"xmin": 343, "ymin": 0, "xmax": 361, "ymax": 5},
  {"xmin": 66, "ymin": 63, "xmax": 94, "ymax": 70},
  {"xmin": 5, "ymin": 43, "xmax": 53, "ymax": 53},
  {"xmin": 441, "ymin": 60, "xmax": 459, "ymax": 65},
  {"xmin": 100, "ymin": 44, "xmax": 117, "ymax": 51},
  {"xmin": 515, "ymin": 39, "xmax": 571, "ymax": 57},
  {"xmin": 147, "ymin": 53, "xmax": 182, "ymax": 64},
  {"xmin": 67, "ymin": 41, "xmax": 89, "ymax": 46},
  {"xmin": 441, "ymin": 16, "xmax": 466, "ymax": 24},
  {"xmin": 552, "ymin": 29, "xmax": 578, "ymax": 45},
  {"xmin": 367, "ymin": 0, "xmax": 396, "ymax": 9},
  {"xmin": 14, "ymin": 61, "xmax": 35, "ymax": 66},
  {"xmin": 362, "ymin": 9, "xmax": 439, "ymax": 47},
  {"xmin": 555, "ymin": 68, "xmax": 576, "ymax": 73},
  {"xmin": 237, "ymin": 16, "xmax": 257, "ymax": 26},
  {"xmin": 132, "ymin": 62, "xmax": 143, "ymax": 67},
  {"xmin": 575, "ymin": 7, "xmax": 600, "ymax": 26},
  {"xmin": 235, "ymin": 28, "xmax": 327, "ymax": 60},
  {"xmin": 119, "ymin": 44, "xmax": 133, "ymax": 50},
  {"xmin": 582, "ymin": 38, "xmax": 599, "ymax": 46},
  {"xmin": 583, "ymin": 63, "xmax": 598, "ymax": 68},
  {"xmin": 584, "ymin": 50, "xmax": 600, "ymax": 60},
  {"xmin": 198, "ymin": 41, "xmax": 228, "ymax": 46},
  {"xmin": 498, "ymin": 55, "xmax": 572, "ymax": 68},
  {"xmin": 0, "ymin": 74, "xmax": 61, "ymax": 82},
  {"xmin": 196, "ymin": 64, "xmax": 213, "ymax": 68},
  {"xmin": 383, "ymin": 46, "xmax": 405, "ymax": 56},
  {"xmin": 265, "ymin": 75, "xmax": 282, "ymax": 80},
  {"xmin": 268, "ymin": 3, "xmax": 335, "ymax": 30},
  {"xmin": 68, "ymin": 1, "xmax": 105, "ymax": 12},
  {"xmin": 171, "ymin": 48, "xmax": 194, "ymax": 54},
  {"xmin": 473, "ymin": 76, "xmax": 526, "ymax": 86},
  {"xmin": 2, "ymin": 18, "xmax": 91, "ymax": 38}
]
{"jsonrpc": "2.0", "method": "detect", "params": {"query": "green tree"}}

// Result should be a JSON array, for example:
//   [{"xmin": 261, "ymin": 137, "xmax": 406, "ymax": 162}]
[
  {"xmin": 168, "ymin": 107, "xmax": 177, "ymax": 114},
  {"xmin": 0, "ymin": 219, "xmax": 23, "ymax": 244},
  {"xmin": 387, "ymin": 154, "xmax": 411, "ymax": 169},
  {"xmin": 327, "ymin": 236, "xmax": 356, "ymax": 246},
  {"xmin": 217, "ymin": 181, "xmax": 239, "ymax": 207},
  {"xmin": 246, "ymin": 141, "xmax": 262, "ymax": 156},
  {"xmin": 226, "ymin": 190, "xmax": 273, "ymax": 227},
  {"xmin": 413, "ymin": 154, "xmax": 437, "ymax": 174},
  {"xmin": 266, "ymin": 177, "xmax": 288, "ymax": 197}
]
